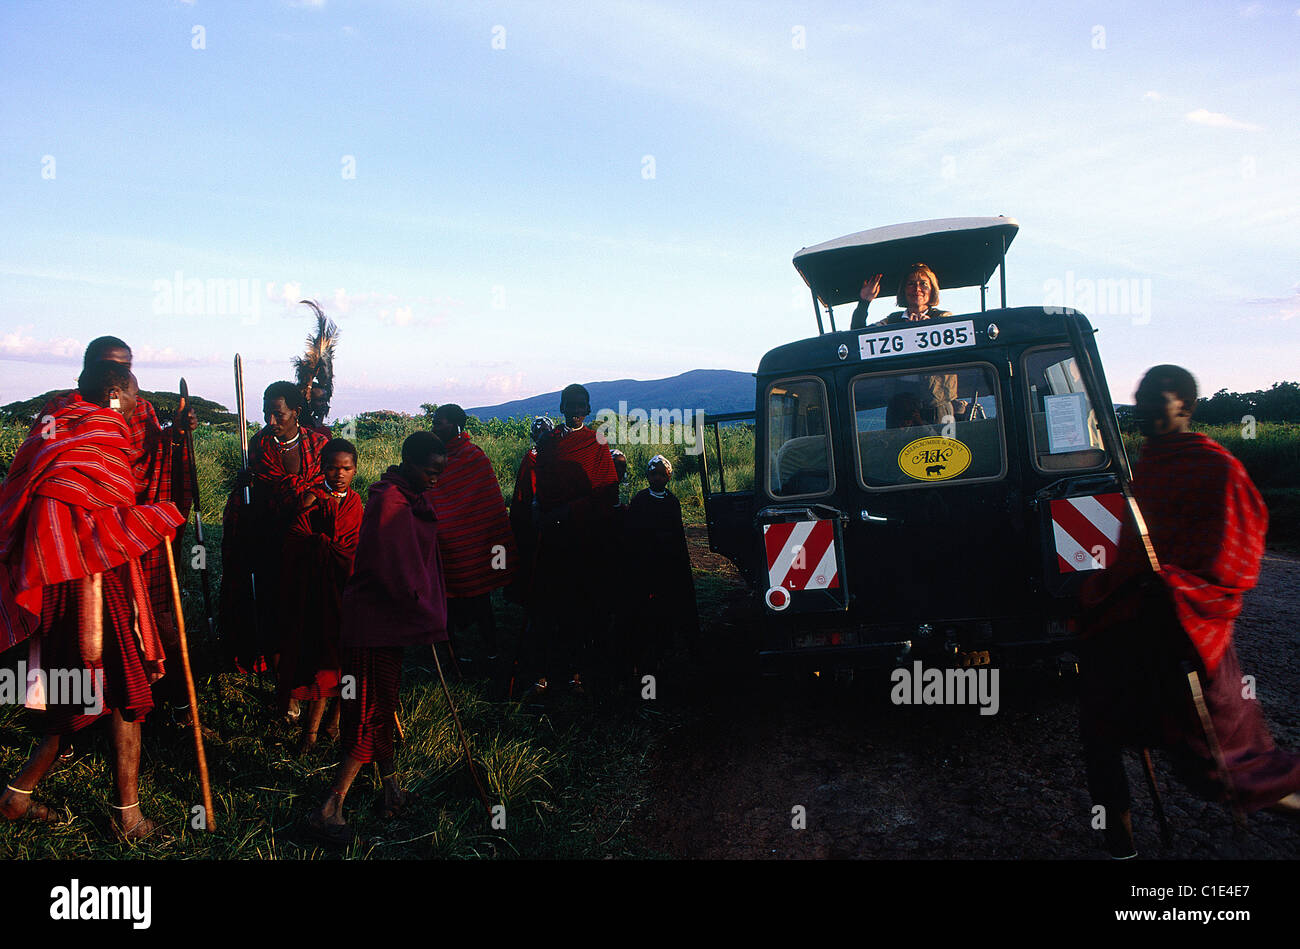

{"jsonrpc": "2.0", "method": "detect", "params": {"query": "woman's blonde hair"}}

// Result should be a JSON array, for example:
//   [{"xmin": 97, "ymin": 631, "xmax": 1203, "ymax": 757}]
[{"xmin": 895, "ymin": 263, "xmax": 941, "ymax": 308}]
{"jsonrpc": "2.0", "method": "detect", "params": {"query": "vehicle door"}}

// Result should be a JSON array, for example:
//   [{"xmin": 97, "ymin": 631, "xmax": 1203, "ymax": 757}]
[
  {"xmin": 1019, "ymin": 344, "xmax": 1123, "ymax": 597},
  {"xmin": 756, "ymin": 375, "xmax": 850, "ymax": 615},
  {"xmin": 835, "ymin": 355, "xmax": 1030, "ymax": 624}
]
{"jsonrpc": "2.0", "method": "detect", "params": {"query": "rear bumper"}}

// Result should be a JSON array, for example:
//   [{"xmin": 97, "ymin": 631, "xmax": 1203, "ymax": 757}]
[{"xmin": 756, "ymin": 633, "xmax": 1079, "ymax": 671}]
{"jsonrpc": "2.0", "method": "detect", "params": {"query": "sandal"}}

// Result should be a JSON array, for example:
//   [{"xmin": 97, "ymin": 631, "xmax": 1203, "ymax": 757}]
[
  {"xmin": 113, "ymin": 813, "xmax": 169, "ymax": 843},
  {"xmin": 1, "ymin": 785, "xmax": 62, "ymax": 825}
]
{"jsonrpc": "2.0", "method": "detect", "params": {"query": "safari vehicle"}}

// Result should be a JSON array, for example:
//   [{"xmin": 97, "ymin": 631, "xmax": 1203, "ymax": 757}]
[{"xmin": 700, "ymin": 217, "xmax": 1136, "ymax": 670}]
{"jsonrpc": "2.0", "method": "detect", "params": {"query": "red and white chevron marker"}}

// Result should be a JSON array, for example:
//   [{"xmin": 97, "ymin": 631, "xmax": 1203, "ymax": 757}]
[
  {"xmin": 1049, "ymin": 492, "xmax": 1125, "ymax": 572},
  {"xmin": 763, "ymin": 519, "xmax": 840, "ymax": 592}
]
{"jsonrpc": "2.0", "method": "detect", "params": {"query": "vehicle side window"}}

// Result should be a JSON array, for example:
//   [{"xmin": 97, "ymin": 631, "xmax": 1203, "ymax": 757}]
[
  {"xmin": 766, "ymin": 378, "xmax": 833, "ymax": 497},
  {"xmin": 1024, "ymin": 348, "xmax": 1106, "ymax": 472},
  {"xmin": 852, "ymin": 364, "xmax": 1004, "ymax": 488}
]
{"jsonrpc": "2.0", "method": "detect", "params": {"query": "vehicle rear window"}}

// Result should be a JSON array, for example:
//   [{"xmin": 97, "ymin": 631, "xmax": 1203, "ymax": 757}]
[
  {"xmin": 766, "ymin": 377, "xmax": 833, "ymax": 498},
  {"xmin": 852, "ymin": 363, "xmax": 1004, "ymax": 488},
  {"xmin": 1023, "ymin": 347, "xmax": 1106, "ymax": 472}
]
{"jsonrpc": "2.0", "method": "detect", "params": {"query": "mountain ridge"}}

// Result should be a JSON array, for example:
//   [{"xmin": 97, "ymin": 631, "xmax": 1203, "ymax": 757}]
[{"xmin": 467, "ymin": 368, "xmax": 755, "ymax": 420}]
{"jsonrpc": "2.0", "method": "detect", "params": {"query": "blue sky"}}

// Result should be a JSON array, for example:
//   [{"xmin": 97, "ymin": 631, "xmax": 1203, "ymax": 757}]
[{"xmin": 2, "ymin": 1, "xmax": 1297, "ymax": 420}]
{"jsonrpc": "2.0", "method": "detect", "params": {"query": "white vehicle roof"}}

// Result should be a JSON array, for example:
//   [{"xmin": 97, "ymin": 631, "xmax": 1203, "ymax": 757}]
[{"xmin": 793, "ymin": 216, "xmax": 1019, "ymax": 309}]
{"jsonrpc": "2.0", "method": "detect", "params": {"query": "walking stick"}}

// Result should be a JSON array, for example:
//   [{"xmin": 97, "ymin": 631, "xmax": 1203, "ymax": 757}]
[
  {"xmin": 233, "ymin": 354, "xmax": 266, "ymax": 691},
  {"xmin": 163, "ymin": 540, "xmax": 216, "ymax": 832},
  {"xmin": 1184, "ymin": 664, "xmax": 1247, "ymax": 831},
  {"xmin": 1139, "ymin": 748, "xmax": 1173, "ymax": 846},
  {"xmin": 430, "ymin": 641, "xmax": 492, "ymax": 818},
  {"xmin": 179, "ymin": 379, "xmax": 222, "ymax": 724}
]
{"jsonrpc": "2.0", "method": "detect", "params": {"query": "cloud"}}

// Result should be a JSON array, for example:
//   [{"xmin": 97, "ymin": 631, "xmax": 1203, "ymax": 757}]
[
  {"xmin": 1142, "ymin": 91, "xmax": 1162, "ymax": 101},
  {"xmin": 1244, "ymin": 286, "xmax": 1300, "ymax": 321},
  {"xmin": 0, "ymin": 328, "xmax": 81, "ymax": 365},
  {"xmin": 288, "ymin": 0, "xmax": 325, "ymax": 7},
  {"xmin": 131, "ymin": 345, "xmax": 225, "ymax": 368},
  {"xmin": 1185, "ymin": 108, "xmax": 1263, "ymax": 131}
]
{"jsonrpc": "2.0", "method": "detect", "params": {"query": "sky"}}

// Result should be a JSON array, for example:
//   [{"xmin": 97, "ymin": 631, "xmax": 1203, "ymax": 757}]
[{"xmin": 1, "ymin": 1, "xmax": 1297, "ymax": 421}]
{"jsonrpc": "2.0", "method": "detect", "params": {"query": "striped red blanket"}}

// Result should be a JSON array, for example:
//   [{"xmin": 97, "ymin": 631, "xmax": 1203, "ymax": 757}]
[
  {"xmin": 33, "ymin": 390, "xmax": 193, "ymax": 641},
  {"xmin": 1084, "ymin": 432, "xmax": 1268, "ymax": 673},
  {"xmin": 534, "ymin": 425, "xmax": 619, "ymax": 525},
  {"xmin": 428, "ymin": 432, "xmax": 517, "ymax": 597},
  {"xmin": 0, "ymin": 398, "xmax": 184, "ymax": 652}
]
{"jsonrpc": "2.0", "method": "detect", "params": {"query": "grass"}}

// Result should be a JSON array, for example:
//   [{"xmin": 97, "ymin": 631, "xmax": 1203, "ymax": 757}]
[
  {"xmin": 0, "ymin": 585, "xmax": 667, "ymax": 859},
  {"xmin": 0, "ymin": 455, "xmax": 668, "ymax": 859},
  {"xmin": 1, "ymin": 412, "xmax": 1296, "ymax": 858}
]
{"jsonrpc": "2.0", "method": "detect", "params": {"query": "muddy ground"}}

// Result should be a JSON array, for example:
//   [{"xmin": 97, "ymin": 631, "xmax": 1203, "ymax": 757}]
[{"xmin": 632, "ymin": 530, "xmax": 1300, "ymax": 860}]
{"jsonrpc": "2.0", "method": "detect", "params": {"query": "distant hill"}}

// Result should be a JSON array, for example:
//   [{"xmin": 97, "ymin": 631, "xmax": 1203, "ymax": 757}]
[
  {"xmin": 467, "ymin": 369, "xmax": 755, "ymax": 420},
  {"xmin": 1, "ymin": 389, "xmax": 237, "ymax": 427}
]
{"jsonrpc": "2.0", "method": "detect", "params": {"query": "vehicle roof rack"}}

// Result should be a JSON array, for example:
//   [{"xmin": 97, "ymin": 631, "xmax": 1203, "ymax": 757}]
[{"xmin": 793, "ymin": 216, "xmax": 1019, "ymax": 333}]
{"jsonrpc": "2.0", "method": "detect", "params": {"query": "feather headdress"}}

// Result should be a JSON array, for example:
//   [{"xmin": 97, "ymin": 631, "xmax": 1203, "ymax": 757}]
[{"xmin": 292, "ymin": 299, "xmax": 340, "ymax": 428}]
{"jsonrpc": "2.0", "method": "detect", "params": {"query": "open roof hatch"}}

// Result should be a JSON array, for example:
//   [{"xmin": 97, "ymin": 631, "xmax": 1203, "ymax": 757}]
[{"xmin": 793, "ymin": 216, "xmax": 1019, "ymax": 334}]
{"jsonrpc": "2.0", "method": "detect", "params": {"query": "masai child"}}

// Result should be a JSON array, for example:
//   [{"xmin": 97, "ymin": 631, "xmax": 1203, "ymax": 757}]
[
  {"xmin": 307, "ymin": 432, "xmax": 448, "ymax": 843},
  {"xmin": 624, "ymin": 455, "xmax": 698, "ymax": 679},
  {"xmin": 276, "ymin": 438, "xmax": 362, "ymax": 753}
]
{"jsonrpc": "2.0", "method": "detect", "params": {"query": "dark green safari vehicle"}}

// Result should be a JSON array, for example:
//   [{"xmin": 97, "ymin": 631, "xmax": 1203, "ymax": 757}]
[{"xmin": 701, "ymin": 217, "xmax": 1136, "ymax": 670}]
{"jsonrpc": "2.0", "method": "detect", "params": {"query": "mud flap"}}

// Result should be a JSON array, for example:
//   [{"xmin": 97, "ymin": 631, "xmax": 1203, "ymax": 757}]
[
  {"xmin": 1036, "ymin": 483, "xmax": 1123, "ymax": 597},
  {"xmin": 756, "ymin": 505, "xmax": 849, "ymax": 614}
]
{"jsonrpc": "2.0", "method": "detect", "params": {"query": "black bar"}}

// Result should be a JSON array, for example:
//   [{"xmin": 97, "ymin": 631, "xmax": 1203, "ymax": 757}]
[{"xmin": 999, "ymin": 234, "xmax": 1007, "ymax": 307}]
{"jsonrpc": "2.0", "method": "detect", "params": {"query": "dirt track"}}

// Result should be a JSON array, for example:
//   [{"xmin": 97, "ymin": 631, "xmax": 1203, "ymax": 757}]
[{"xmin": 633, "ymin": 536, "xmax": 1300, "ymax": 860}]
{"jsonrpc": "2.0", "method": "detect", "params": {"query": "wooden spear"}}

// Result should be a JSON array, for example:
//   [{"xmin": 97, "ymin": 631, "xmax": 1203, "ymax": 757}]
[{"xmin": 163, "ymin": 540, "xmax": 216, "ymax": 831}]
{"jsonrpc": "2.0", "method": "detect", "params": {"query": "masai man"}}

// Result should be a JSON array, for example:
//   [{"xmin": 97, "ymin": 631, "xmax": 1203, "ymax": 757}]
[
  {"xmin": 220, "ymin": 381, "xmax": 329, "ymax": 685},
  {"xmin": 1080, "ymin": 365, "xmax": 1300, "ymax": 858},
  {"xmin": 529, "ymin": 384, "xmax": 619, "ymax": 695},
  {"xmin": 0, "ymin": 361, "xmax": 185, "ymax": 839},
  {"xmin": 276, "ymin": 438, "xmax": 362, "ymax": 752},
  {"xmin": 428, "ymin": 405, "xmax": 516, "ymax": 665},
  {"xmin": 306, "ymin": 432, "xmax": 448, "ymax": 844},
  {"xmin": 31, "ymin": 336, "xmax": 198, "ymax": 726}
]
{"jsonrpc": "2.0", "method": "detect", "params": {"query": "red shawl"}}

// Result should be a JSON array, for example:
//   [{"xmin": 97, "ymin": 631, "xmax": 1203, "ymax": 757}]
[
  {"xmin": 1084, "ymin": 432, "xmax": 1268, "ymax": 673},
  {"xmin": 278, "ymin": 487, "xmax": 363, "ymax": 700},
  {"xmin": 219, "ymin": 424, "xmax": 329, "ymax": 670},
  {"xmin": 33, "ymin": 390, "xmax": 192, "ymax": 515},
  {"xmin": 340, "ymin": 466, "xmax": 448, "ymax": 648},
  {"xmin": 221, "ymin": 425, "xmax": 331, "ymax": 545},
  {"xmin": 0, "ymin": 399, "xmax": 184, "ymax": 651},
  {"xmin": 428, "ymin": 432, "xmax": 517, "ymax": 597},
  {"xmin": 535, "ymin": 425, "xmax": 619, "ymax": 525}
]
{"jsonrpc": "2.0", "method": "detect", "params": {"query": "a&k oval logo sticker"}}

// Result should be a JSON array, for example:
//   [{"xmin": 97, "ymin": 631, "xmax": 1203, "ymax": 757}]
[{"xmin": 897, "ymin": 436, "xmax": 972, "ymax": 482}]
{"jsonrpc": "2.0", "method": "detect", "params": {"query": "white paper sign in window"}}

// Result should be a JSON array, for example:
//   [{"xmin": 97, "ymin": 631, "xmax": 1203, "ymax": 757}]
[{"xmin": 1045, "ymin": 392, "xmax": 1091, "ymax": 454}]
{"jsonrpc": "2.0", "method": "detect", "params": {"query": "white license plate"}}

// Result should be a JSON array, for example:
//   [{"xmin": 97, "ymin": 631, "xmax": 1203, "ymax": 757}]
[{"xmin": 859, "ymin": 320, "xmax": 977, "ymax": 360}]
